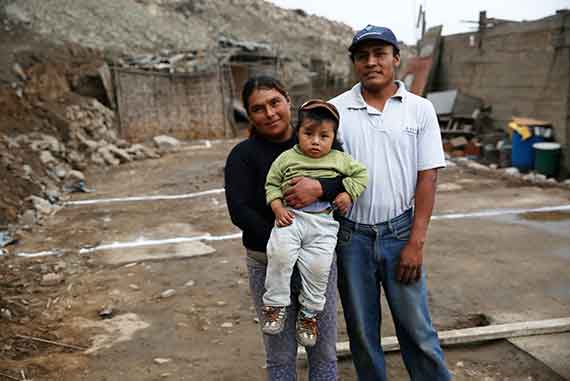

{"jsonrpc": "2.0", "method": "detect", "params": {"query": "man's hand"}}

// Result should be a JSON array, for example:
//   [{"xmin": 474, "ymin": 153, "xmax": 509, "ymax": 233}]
[
  {"xmin": 333, "ymin": 192, "xmax": 352, "ymax": 215},
  {"xmin": 397, "ymin": 240, "xmax": 423, "ymax": 284},
  {"xmin": 283, "ymin": 177, "xmax": 323, "ymax": 209}
]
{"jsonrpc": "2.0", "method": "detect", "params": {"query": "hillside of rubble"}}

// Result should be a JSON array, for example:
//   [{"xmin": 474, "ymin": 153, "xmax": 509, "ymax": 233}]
[{"xmin": 0, "ymin": 0, "xmax": 356, "ymax": 228}]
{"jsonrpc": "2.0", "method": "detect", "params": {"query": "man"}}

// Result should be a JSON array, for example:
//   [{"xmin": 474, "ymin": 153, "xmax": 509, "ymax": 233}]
[{"xmin": 329, "ymin": 25, "xmax": 452, "ymax": 381}]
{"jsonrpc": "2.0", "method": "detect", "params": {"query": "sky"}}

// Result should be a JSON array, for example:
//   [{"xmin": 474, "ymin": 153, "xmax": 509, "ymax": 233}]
[{"xmin": 267, "ymin": 0, "xmax": 570, "ymax": 44}]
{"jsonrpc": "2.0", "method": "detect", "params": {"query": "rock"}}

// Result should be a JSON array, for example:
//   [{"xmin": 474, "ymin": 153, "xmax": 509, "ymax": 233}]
[
  {"xmin": 41, "ymin": 273, "xmax": 64, "ymax": 286},
  {"xmin": 106, "ymin": 145, "xmax": 132, "ymax": 163},
  {"xmin": 65, "ymin": 169, "xmax": 85, "ymax": 183},
  {"xmin": 45, "ymin": 188, "xmax": 61, "ymax": 203},
  {"xmin": 504, "ymin": 167, "xmax": 520, "ymax": 177},
  {"xmin": 21, "ymin": 209, "xmax": 36, "ymax": 226},
  {"xmin": 54, "ymin": 261, "xmax": 67, "ymax": 271},
  {"xmin": 466, "ymin": 161, "xmax": 490, "ymax": 171},
  {"xmin": 22, "ymin": 164, "xmax": 33, "ymax": 177},
  {"xmin": 153, "ymin": 135, "xmax": 180, "ymax": 153},
  {"xmin": 154, "ymin": 358, "xmax": 172, "ymax": 365},
  {"xmin": 54, "ymin": 164, "xmax": 68, "ymax": 178},
  {"xmin": 437, "ymin": 183, "xmax": 463, "ymax": 192},
  {"xmin": 127, "ymin": 144, "xmax": 160, "ymax": 160},
  {"xmin": 39, "ymin": 150, "xmax": 57, "ymax": 165},
  {"xmin": 12, "ymin": 63, "xmax": 27, "ymax": 81},
  {"xmin": 90, "ymin": 151, "xmax": 107, "ymax": 166},
  {"xmin": 129, "ymin": 284, "xmax": 140, "ymax": 291},
  {"xmin": 1, "ymin": 308, "xmax": 13, "ymax": 320},
  {"xmin": 184, "ymin": 280, "xmax": 195, "ymax": 287},
  {"xmin": 97, "ymin": 146, "xmax": 120, "ymax": 166},
  {"xmin": 221, "ymin": 322, "xmax": 233, "ymax": 328},
  {"xmin": 160, "ymin": 289, "xmax": 176, "ymax": 299},
  {"xmin": 30, "ymin": 195, "xmax": 54, "ymax": 215},
  {"xmin": 98, "ymin": 307, "xmax": 114, "ymax": 319}
]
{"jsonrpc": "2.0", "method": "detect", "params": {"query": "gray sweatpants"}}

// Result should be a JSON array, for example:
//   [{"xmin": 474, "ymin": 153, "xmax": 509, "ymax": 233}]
[{"xmin": 263, "ymin": 209, "xmax": 339, "ymax": 312}]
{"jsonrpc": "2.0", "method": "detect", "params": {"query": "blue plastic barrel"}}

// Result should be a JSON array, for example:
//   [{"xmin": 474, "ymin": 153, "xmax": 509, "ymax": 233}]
[{"xmin": 511, "ymin": 132, "xmax": 544, "ymax": 171}]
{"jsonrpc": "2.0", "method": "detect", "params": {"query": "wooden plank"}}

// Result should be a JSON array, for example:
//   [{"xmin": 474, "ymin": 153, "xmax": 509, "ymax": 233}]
[{"xmin": 299, "ymin": 317, "xmax": 570, "ymax": 359}]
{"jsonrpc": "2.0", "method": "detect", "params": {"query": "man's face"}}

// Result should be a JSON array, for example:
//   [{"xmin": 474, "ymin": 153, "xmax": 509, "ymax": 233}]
[{"xmin": 352, "ymin": 41, "xmax": 400, "ymax": 92}]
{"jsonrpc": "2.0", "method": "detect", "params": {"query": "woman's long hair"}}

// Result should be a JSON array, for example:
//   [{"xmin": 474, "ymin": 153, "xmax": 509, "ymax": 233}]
[{"xmin": 241, "ymin": 75, "xmax": 290, "ymax": 137}]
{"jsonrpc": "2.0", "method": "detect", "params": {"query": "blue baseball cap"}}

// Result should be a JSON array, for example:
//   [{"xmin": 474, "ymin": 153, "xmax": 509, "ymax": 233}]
[{"xmin": 349, "ymin": 25, "xmax": 399, "ymax": 54}]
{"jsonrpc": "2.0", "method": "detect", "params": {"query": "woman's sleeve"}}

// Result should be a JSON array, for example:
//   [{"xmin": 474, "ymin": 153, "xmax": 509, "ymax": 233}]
[
  {"xmin": 318, "ymin": 176, "xmax": 346, "ymax": 202},
  {"xmin": 224, "ymin": 147, "xmax": 272, "ymax": 240}
]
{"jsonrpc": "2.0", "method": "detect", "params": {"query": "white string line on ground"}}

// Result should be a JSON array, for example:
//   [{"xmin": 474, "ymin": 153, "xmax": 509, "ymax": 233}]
[
  {"xmin": 13, "ymin": 204, "xmax": 570, "ymax": 258},
  {"xmin": 66, "ymin": 188, "xmax": 225, "ymax": 206}
]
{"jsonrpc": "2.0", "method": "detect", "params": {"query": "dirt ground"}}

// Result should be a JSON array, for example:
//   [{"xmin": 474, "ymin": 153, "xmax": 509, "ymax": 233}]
[{"xmin": 1, "ymin": 139, "xmax": 569, "ymax": 380}]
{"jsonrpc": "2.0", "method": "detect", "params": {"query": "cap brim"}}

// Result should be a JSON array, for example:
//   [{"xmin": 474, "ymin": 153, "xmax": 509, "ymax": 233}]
[
  {"xmin": 300, "ymin": 100, "xmax": 340, "ymax": 122},
  {"xmin": 348, "ymin": 36, "xmax": 399, "ymax": 52}
]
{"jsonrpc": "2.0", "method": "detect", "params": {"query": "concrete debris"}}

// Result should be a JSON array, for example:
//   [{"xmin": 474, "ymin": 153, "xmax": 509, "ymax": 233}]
[
  {"xmin": 160, "ymin": 289, "xmax": 176, "ymax": 299},
  {"xmin": 153, "ymin": 358, "xmax": 172, "ymax": 365},
  {"xmin": 1, "ymin": 308, "xmax": 13, "ymax": 320},
  {"xmin": 39, "ymin": 150, "xmax": 57, "ymax": 165},
  {"xmin": 437, "ymin": 183, "xmax": 463, "ymax": 192},
  {"xmin": 153, "ymin": 135, "xmax": 181, "ymax": 153},
  {"xmin": 29, "ymin": 195, "xmax": 55, "ymax": 215},
  {"xmin": 21, "ymin": 210, "xmax": 37, "ymax": 226},
  {"xmin": 12, "ymin": 63, "xmax": 28, "ymax": 81},
  {"xmin": 504, "ymin": 167, "xmax": 521, "ymax": 177},
  {"xmin": 41, "ymin": 273, "xmax": 64, "ymax": 286},
  {"xmin": 184, "ymin": 280, "xmax": 195, "ymax": 287},
  {"xmin": 98, "ymin": 306, "xmax": 115, "ymax": 318},
  {"xmin": 221, "ymin": 322, "xmax": 233, "ymax": 328}
]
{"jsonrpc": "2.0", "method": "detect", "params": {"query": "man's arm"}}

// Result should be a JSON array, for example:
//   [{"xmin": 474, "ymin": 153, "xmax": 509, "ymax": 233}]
[
  {"xmin": 283, "ymin": 176, "xmax": 347, "ymax": 212},
  {"xmin": 397, "ymin": 169, "xmax": 438, "ymax": 284}
]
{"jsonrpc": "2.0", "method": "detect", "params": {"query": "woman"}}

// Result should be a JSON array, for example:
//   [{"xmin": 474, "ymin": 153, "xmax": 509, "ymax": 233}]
[{"xmin": 224, "ymin": 76, "xmax": 342, "ymax": 380}]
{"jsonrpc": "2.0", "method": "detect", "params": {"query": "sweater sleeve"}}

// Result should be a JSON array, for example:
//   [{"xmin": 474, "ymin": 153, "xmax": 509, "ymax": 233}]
[
  {"xmin": 339, "ymin": 153, "xmax": 368, "ymax": 201},
  {"xmin": 265, "ymin": 153, "xmax": 285, "ymax": 204},
  {"xmin": 224, "ymin": 146, "xmax": 272, "ymax": 242}
]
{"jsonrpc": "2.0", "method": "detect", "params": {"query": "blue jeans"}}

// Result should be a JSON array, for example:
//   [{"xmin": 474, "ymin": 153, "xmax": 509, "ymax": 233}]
[
  {"xmin": 247, "ymin": 250, "xmax": 338, "ymax": 381},
  {"xmin": 336, "ymin": 209, "xmax": 451, "ymax": 381}
]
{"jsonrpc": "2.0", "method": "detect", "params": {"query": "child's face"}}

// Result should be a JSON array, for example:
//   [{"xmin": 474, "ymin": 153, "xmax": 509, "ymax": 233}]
[{"xmin": 298, "ymin": 119, "xmax": 335, "ymax": 159}]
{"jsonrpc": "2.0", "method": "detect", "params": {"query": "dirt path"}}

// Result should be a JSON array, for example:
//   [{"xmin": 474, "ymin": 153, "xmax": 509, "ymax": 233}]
[{"xmin": 1, "ymin": 139, "xmax": 569, "ymax": 380}]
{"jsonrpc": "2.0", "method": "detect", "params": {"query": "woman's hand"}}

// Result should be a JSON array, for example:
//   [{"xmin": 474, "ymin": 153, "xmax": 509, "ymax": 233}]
[{"xmin": 333, "ymin": 192, "xmax": 352, "ymax": 215}]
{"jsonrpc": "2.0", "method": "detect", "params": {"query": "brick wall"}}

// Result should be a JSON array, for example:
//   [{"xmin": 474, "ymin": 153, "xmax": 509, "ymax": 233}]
[{"xmin": 434, "ymin": 11, "xmax": 570, "ymax": 172}]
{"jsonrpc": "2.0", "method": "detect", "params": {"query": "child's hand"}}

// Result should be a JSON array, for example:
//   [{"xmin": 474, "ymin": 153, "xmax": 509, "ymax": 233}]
[
  {"xmin": 275, "ymin": 207, "xmax": 294, "ymax": 227},
  {"xmin": 333, "ymin": 192, "xmax": 352, "ymax": 215}
]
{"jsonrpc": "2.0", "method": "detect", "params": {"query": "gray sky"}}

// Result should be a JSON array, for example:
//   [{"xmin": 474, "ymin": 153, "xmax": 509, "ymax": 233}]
[{"xmin": 267, "ymin": 0, "xmax": 570, "ymax": 44}]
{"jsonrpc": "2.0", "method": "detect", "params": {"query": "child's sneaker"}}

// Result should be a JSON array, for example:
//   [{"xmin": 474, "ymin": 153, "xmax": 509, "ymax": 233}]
[
  {"xmin": 261, "ymin": 306, "xmax": 287, "ymax": 335},
  {"xmin": 296, "ymin": 313, "xmax": 318, "ymax": 347}
]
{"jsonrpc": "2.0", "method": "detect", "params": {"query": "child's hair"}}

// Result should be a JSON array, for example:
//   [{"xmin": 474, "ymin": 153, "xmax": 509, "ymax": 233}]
[{"xmin": 296, "ymin": 101, "xmax": 343, "ymax": 151}]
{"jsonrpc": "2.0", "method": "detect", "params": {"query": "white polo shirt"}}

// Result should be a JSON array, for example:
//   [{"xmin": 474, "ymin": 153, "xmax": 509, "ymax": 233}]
[{"xmin": 329, "ymin": 81, "xmax": 445, "ymax": 224}]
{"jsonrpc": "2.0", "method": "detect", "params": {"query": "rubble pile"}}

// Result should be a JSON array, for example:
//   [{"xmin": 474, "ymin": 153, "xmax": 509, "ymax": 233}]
[
  {"xmin": 1, "ymin": 0, "xmax": 355, "ymax": 83},
  {"xmin": 0, "ymin": 50, "xmax": 160, "ymax": 227}
]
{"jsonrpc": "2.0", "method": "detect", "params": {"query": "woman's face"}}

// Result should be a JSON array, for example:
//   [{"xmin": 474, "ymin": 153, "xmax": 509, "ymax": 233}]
[{"xmin": 247, "ymin": 88, "xmax": 292, "ymax": 142}]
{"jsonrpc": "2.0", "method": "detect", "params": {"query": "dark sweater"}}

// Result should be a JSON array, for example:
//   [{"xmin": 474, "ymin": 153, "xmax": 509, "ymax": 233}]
[{"xmin": 224, "ymin": 133, "xmax": 344, "ymax": 252}]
